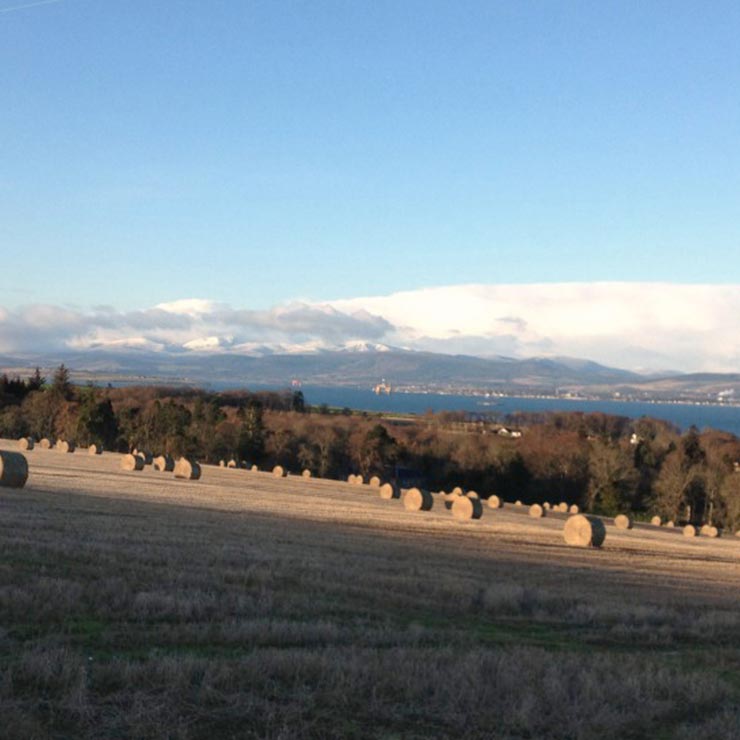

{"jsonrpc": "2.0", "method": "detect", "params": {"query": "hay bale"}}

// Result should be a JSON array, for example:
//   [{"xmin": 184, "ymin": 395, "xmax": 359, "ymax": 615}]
[
  {"xmin": 39, "ymin": 438, "xmax": 51, "ymax": 449},
  {"xmin": 347, "ymin": 474, "xmax": 356, "ymax": 484},
  {"xmin": 529, "ymin": 503, "xmax": 546, "ymax": 518},
  {"xmin": 302, "ymin": 469, "xmax": 312, "ymax": 478},
  {"xmin": 56, "ymin": 440, "xmax": 75, "ymax": 453},
  {"xmin": 354, "ymin": 475, "xmax": 364, "ymax": 485},
  {"xmin": 403, "ymin": 487, "xmax": 433, "ymax": 512},
  {"xmin": 543, "ymin": 502, "xmax": 551, "ymax": 510},
  {"xmin": 515, "ymin": 500, "xmax": 523, "ymax": 507},
  {"xmin": 557, "ymin": 502, "xmax": 568, "ymax": 513},
  {"xmin": 88, "ymin": 444, "xmax": 103, "ymax": 455},
  {"xmin": 174, "ymin": 458, "xmax": 201, "ymax": 480},
  {"xmin": 153, "ymin": 454, "xmax": 174, "ymax": 472},
  {"xmin": 379, "ymin": 482, "xmax": 400, "ymax": 500},
  {"xmin": 121, "ymin": 454, "xmax": 144, "ymax": 471},
  {"xmin": 487, "ymin": 495, "xmax": 503, "ymax": 509},
  {"xmin": 563, "ymin": 514, "xmax": 606, "ymax": 548},
  {"xmin": 569, "ymin": 504, "xmax": 579, "ymax": 514},
  {"xmin": 369, "ymin": 475, "xmax": 381, "ymax": 488},
  {"xmin": 451, "ymin": 486, "xmax": 463, "ymax": 496},
  {"xmin": 700, "ymin": 524, "xmax": 711, "ymax": 536},
  {"xmin": 251, "ymin": 464, "xmax": 258, "ymax": 472},
  {"xmin": 219, "ymin": 460, "xmax": 226, "ymax": 467},
  {"xmin": 707, "ymin": 526, "xmax": 720, "ymax": 538},
  {"xmin": 18, "ymin": 437, "xmax": 34, "ymax": 451},
  {"xmin": 452, "ymin": 495, "xmax": 483, "ymax": 520},
  {"xmin": 735, "ymin": 530, "xmax": 740, "ymax": 538},
  {"xmin": 650, "ymin": 516, "xmax": 662, "ymax": 526},
  {"xmin": 0, "ymin": 451, "xmax": 29, "ymax": 488},
  {"xmin": 683, "ymin": 524, "xmax": 696, "ymax": 538},
  {"xmin": 227, "ymin": 459, "xmax": 237, "ymax": 469},
  {"xmin": 272, "ymin": 465, "xmax": 286, "ymax": 478},
  {"xmin": 140, "ymin": 451, "xmax": 153, "ymax": 465},
  {"xmin": 665, "ymin": 520, "xmax": 675, "ymax": 528},
  {"xmin": 613, "ymin": 514, "xmax": 634, "ymax": 530},
  {"xmin": 466, "ymin": 491, "xmax": 480, "ymax": 499}
]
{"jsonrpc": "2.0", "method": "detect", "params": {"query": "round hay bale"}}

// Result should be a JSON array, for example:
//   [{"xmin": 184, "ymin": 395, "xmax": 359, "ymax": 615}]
[
  {"xmin": 569, "ymin": 504, "xmax": 580, "ymax": 514},
  {"xmin": 466, "ymin": 491, "xmax": 480, "ymax": 499},
  {"xmin": 272, "ymin": 465, "xmax": 286, "ymax": 478},
  {"xmin": 543, "ymin": 502, "xmax": 551, "ymax": 510},
  {"xmin": 219, "ymin": 460, "xmax": 226, "ymax": 467},
  {"xmin": 347, "ymin": 474, "xmax": 356, "ymax": 484},
  {"xmin": 153, "ymin": 454, "xmax": 174, "ymax": 472},
  {"xmin": 563, "ymin": 514, "xmax": 606, "ymax": 548},
  {"xmin": 451, "ymin": 486, "xmax": 463, "ymax": 496},
  {"xmin": 174, "ymin": 458, "xmax": 201, "ymax": 480},
  {"xmin": 403, "ymin": 487, "xmax": 433, "ymax": 512},
  {"xmin": 39, "ymin": 438, "xmax": 51, "ymax": 449},
  {"xmin": 56, "ymin": 440, "xmax": 75, "ymax": 453},
  {"xmin": 140, "ymin": 451, "xmax": 153, "ymax": 465},
  {"xmin": 557, "ymin": 502, "xmax": 568, "ymax": 513},
  {"xmin": 121, "ymin": 454, "xmax": 144, "ymax": 471},
  {"xmin": 452, "ymin": 495, "xmax": 483, "ymax": 520},
  {"xmin": 515, "ymin": 500, "xmax": 523, "ymax": 507},
  {"xmin": 354, "ymin": 475, "xmax": 364, "ymax": 485},
  {"xmin": 0, "ymin": 451, "xmax": 29, "ymax": 488},
  {"xmin": 251, "ymin": 464, "xmax": 258, "ymax": 472},
  {"xmin": 18, "ymin": 437, "xmax": 34, "ymax": 451},
  {"xmin": 227, "ymin": 459, "xmax": 237, "ymax": 469},
  {"xmin": 683, "ymin": 524, "xmax": 696, "ymax": 538},
  {"xmin": 700, "ymin": 524, "xmax": 711, "ymax": 536},
  {"xmin": 88, "ymin": 444, "xmax": 103, "ymax": 455},
  {"xmin": 613, "ymin": 514, "xmax": 634, "ymax": 530},
  {"xmin": 735, "ymin": 530, "xmax": 740, "ymax": 538},
  {"xmin": 707, "ymin": 526, "xmax": 720, "ymax": 538},
  {"xmin": 529, "ymin": 503, "xmax": 546, "ymax": 518},
  {"xmin": 650, "ymin": 516, "xmax": 662, "ymax": 526},
  {"xmin": 378, "ymin": 482, "xmax": 400, "ymax": 500},
  {"xmin": 369, "ymin": 475, "xmax": 381, "ymax": 488},
  {"xmin": 665, "ymin": 520, "xmax": 675, "ymax": 528},
  {"xmin": 487, "ymin": 495, "xmax": 503, "ymax": 509},
  {"xmin": 302, "ymin": 469, "xmax": 312, "ymax": 478}
]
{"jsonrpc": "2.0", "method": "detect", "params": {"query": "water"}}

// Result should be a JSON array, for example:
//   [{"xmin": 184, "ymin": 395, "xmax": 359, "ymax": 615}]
[{"xmin": 283, "ymin": 386, "xmax": 740, "ymax": 436}]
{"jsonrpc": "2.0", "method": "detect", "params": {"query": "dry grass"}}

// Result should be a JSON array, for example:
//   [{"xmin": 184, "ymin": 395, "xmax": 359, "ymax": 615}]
[{"xmin": 1, "ymin": 441, "xmax": 739, "ymax": 739}]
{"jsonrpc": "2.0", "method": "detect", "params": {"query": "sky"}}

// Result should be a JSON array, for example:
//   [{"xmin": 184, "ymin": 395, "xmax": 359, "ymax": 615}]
[{"xmin": 1, "ymin": 1, "xmax": 739, "ymax": 370}]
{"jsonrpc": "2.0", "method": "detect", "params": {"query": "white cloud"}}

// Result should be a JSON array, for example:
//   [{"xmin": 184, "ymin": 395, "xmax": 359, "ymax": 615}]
[{"xmin": 0, "ymin": 283, "xmax": 738, "ymax": 372}]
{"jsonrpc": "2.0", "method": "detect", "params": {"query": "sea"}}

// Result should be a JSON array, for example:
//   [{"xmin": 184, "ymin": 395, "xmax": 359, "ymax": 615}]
[{"xmin": 221, "ymin": 383, "xmax": 740, "ymax": 437}]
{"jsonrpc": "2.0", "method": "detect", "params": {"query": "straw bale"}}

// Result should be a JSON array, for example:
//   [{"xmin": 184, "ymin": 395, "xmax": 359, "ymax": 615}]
[
  {"xmin": 272, "ymin": 465, "xmax": 286, "ymax": 478},
  {"xmin": 18, "ymin": 437, "xmax": 34, "ymax": 451},
  {"xmin": 56, "ymin": 440, "xmax": 75, "ymax": 453},
  {"xmin": 379, "ymin": 482, "xmax": 400, "ymax": 500},
  {"xmin": 88, "ymin": 444, "xmax": 103, "ymax": 455},
  {"xmin": 650, "ymin": 516, "xmax": 662, "ymax": 526},
  {"xmin": 569, "ymin": 504, "xmax": 579, "ymax": 514},
  {"xmin": 121, "ymin": 454, "xmax": 144, "ymax": 472},
  {"xmin": 0, "ymin": 451, "xmax": 28, "ymax": 488},
  {"xmin": 369, "ymin": 475, "xmax": 381, "ymax": 488},
  {"xmin": 153, "ymin": 454, "xmax": 174, "ymax": 472},
  {"xmin": 452, "ymin": 495, "xmax": 483, "ymax": 520},
  {"xmin": 487, "ymin": 495, "xmax": 503, "ymax": 509},
  {"xmin": 613, "ymin": 514, "xmax": 633, "ymax": 530},
  {"xmin": 683, "ymin": 524, "xmax": 696, "ymax": 537},
  {"xmin": 302, "ymin": 469, "xmax": 312, "ymax": 478},
  {"xmin": 39, "ymin": 438, "xmax": 51, "ymax": 449},
  {"xmin": 227, "ymin": 459, "xmax": 237, "ymax": 468},
  {"xmin": 403, "ymin": 487, "xmax": 433, "ymax": 512},
  {"xmin": 466, "ymin": 491, "xmax": 480, "ymax": 499},
  {"xmin": 563, "ymin": 514, "xmax": 606, "ymax": 548},
  {"xmin": 451, "ymin": 486, "xmax": 463, "ymax": 496},
  {"xmin": 529, "ymin": 503, "xmax": 546, "ymax": 518},
  {"xmin": 174, "ymin": 458, "xmax": 201, "ymax": 480},
  {"xmin": 557, "ymin": 502, "xmax": 568, "ymax": 513}
]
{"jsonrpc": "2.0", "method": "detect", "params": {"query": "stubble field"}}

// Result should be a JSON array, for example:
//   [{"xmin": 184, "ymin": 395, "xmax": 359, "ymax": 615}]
[{"xmin": 1, "ymin": 440, "xmax": 739, "ymax": 739}]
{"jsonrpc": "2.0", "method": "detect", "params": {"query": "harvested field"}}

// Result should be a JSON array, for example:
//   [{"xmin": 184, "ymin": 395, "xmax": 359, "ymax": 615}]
[{"xmin": 1, "ymin": 440, "xmax": 739, "ymax": 739}]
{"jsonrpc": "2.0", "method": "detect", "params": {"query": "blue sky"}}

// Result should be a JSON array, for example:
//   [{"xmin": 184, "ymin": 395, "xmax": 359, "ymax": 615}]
[{"xmin": 2, "ymin": 1, "xmax": 739, "ymax": 315}]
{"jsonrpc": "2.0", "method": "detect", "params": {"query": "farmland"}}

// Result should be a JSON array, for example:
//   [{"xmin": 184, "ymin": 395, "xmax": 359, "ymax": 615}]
[{"xmin": 1, "ymin": 441, "xmax": 739, "ymax": 739}]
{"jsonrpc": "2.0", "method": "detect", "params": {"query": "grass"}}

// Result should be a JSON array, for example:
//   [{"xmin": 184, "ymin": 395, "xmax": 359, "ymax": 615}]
[{"xmin": 1, "ymin": 446, "xmax": 739, "ymax": 738}]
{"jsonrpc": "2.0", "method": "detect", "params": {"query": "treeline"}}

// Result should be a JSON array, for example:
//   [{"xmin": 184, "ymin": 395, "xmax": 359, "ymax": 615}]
[{"xmin": 2, "ymin": 367, "xmax": 740, "ymax": 530}]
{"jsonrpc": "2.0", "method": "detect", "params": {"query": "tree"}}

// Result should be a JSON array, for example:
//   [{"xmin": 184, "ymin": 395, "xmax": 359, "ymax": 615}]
[
  {"xmin": 27, "ymin": 367, "xmax": 45, "ymax": 392},
  {"xmin": 75, "ymin": 389, "xmax": 118, "ymax": 447},
  {"xmin": 236, "ymin": 402, "xmax": 266, "ymax": 463},
  {"xmin": 356, "ymin": 424, "xmax": 399, "ymax": 477},
  {"xmin": 291, "ymin": 390, "xmax": 306, "ymax": 413},
  {"xmin": 586, "ymin": 439, "xmax": 638, "ymax": 515},
  {"xmin": 51, "ymin": 364, "xmax": 72, "ymax": 400}
]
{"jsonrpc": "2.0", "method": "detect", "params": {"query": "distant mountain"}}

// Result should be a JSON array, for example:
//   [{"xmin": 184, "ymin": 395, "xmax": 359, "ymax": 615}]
[{"xmin": 1, "ymin": 345, "xmax": 643, "ymax": 391}]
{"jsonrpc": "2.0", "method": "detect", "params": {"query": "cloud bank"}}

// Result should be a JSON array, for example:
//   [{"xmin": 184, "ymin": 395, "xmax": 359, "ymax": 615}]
[{"xmin": 1, "ymin": 283, "xmax": 738, "ymax": 373}]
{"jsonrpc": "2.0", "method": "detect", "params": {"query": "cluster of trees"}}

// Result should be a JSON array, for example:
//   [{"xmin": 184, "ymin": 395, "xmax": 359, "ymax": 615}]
[{"xmin": 2, "ymin": 367, "xmax": 740, "ymax": 530}]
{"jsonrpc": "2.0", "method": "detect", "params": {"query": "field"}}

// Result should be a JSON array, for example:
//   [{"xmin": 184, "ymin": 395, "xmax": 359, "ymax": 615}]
[{"xmin": 1, "ymin": 441, "xmax": 740, "ymax": 739}]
